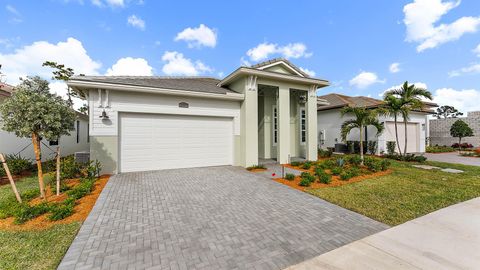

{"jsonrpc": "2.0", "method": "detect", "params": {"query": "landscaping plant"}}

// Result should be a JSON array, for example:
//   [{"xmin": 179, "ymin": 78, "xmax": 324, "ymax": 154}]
[
  {"xmin": 331, "ymin": 167, "xmax": 343, "ymax": 176},
  {"xmin": 285, "ymin": 173, "xmax": 295, "ymax": 181},
  {"xmin": 302, "ymin": 162, "xmax": 312, "ymax": 170},
  {"xmin": 317, "ymin": 171, "xmax": 332, "ymax": 184},
  {"xmin": 347, "ymin": 155, "xmax": 362, "ymax": 167},
  {"xmin": 367, "ymin": 141, "xmax": 377, "ymax": 155},
  {"xmin": 299, "ymin": 172, "xmax": 315, "ymax": 187},
  {"xmin": 246, "ymin": 164, "xmax": 266, "ymax": 171},
  {"xmin": 318, "ymin": 148, "xmax": 333, "ymax": 158},
  {"xmin": 450, "ymin": 120, "xmax": 474, "ymax": 150},
  {"xmin": 386, "ymin": 141, "xmax": 396, "ymax": 155}
]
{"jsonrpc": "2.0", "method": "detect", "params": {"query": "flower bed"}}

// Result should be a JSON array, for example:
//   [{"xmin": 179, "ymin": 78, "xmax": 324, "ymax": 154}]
[{"xmin": 275, "ymin": 156, "xmax": 392, "ymax": 192}]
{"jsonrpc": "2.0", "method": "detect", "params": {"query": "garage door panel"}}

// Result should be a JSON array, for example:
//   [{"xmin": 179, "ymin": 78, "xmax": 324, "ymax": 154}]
[
  {"xmin": 385, "ymin": 122, "xmax": 419, "ymax": 153},
  {"xmin": 120, "ymin": 113, "xmax": 233, "ymax": 172}
]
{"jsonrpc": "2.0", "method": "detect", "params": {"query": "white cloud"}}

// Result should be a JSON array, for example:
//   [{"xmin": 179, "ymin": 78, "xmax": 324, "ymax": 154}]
[
  {"xmin": 403, "ymin": 0, "xmax": 480, "ymax": 52},
  {"xmin": 174, "ymin": 24, "xmax": 217, "ymax": 48},
  {"xmin": 106, "ymin": 57, "xmax": 153, "ymax": 76},
  {"xmin": 389, "ymin": 62, "xmax": 401, "ymax": 73},
  {"xmin": 299, "ymin": 67, "xmax": 316, "ymax": 77},
  {"xmin": 6, "ymin": 4, "xmax": 22, "ymax": 23},
  {"xmin": 6, "ymin": 5, "xmax": 20, "ymax": 16},
  {"xmin": 127, "ymin": 15, "xmax": 145, "ymax": 30},
  {"xmin": 349, "ymin": 71, "xmax": 384, "ymax": 89},
  {"xmin": 0, "ymin": 37, "xmax": 101, "ymax": 85},
  {"xmin": 433, "ymin": 88, "xmax": 480, "ymax": 112},
  {"xmin": 161, "ymin": 51, "xmax": 212, "ymax": 76},
  {"xmin": 473, "ymin": 44, "xmax": 480, "ymax": 57},
  {"xmin": 49, "ymin": 81, "xmax": 85, "ymax": 109},
  {"xmin": 246, "ymin": 42, "xmax": 312, "ymax": 61},
  {"xmin": 91, "ymin": 0, "xmax": 124, "ymax": 7},
  {"xmin": 448, "ymin": 63, "xmax": 480, "ymax": 77}
]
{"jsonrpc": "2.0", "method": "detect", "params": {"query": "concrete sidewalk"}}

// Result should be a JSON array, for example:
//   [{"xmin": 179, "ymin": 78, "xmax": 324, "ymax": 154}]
[{"xmin": 286, "ymin": 197, "xmax": 480, "ymax": 270}]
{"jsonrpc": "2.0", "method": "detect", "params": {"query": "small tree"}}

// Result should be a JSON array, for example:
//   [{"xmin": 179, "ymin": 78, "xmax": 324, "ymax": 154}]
[
  {"xmin": 450, "ymin": 120, "xmax": 473, "ymax": 150},
  {"xmin": 341, "ymin": 107, "xmax": 384, "ymax": 164},
  {"xmin": 0, "ymin": 76, "xmax": 76, "ymax": 199},
  {"xmin": 434, "ymin": 105, "xmax": 463, "ymax": 119},
  {"xmin": 42, "ymin": 61, "xmax": 85, "ymax": 107}
]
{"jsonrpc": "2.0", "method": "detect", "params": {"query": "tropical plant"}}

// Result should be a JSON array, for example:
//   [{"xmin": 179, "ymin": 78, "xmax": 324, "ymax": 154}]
[
  {"xmin": 386, "ymin": 141, "xmax": 396, "ymax": 155},
  {"xmin": 0, "ymin": 76, "xmax": 76, "ymax": 199},
  {"xmin": 450, "ymin": 120, "xmax": 474, "ymax": 149},
  {"xmin": 340, "ymin": 107, "xmax": 384, "ymax": 165},
  {"xmin": 383, "ymin": 81, "xmax": 432, "ymax": 155},
  {"xmin": 382, "ymin": 95, "xmax": 405, "ymax": 155}
]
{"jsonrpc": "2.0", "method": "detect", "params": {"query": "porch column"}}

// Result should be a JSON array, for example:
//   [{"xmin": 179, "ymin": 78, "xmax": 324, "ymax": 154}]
[
  {"xmin": 306, "ymin": 85, "xmax": 318, "ymax": 161},
  {"xmin": 243, "ymin": 75, "xmax": 258, "ymax": 167},
  {"xmin": 277, "ymin": 85, "xmax": 290, "ymax": 164}
]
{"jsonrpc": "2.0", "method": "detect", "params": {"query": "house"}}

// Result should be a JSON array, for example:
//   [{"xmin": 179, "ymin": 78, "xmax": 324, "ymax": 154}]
[
  {"xmin": 68, "ymin": 58, "xmax": 330, "ymax": 174},
  {"xmin": 317, "ymin": 93, "xmax": 437, "ymax": 154},
  {"xmin": 429, "ymin": 111, "xmax": 480, "ymax": 147},
  {"xmin": 0, "ymin": 82, "xmax": 90, "ymax": 162}
]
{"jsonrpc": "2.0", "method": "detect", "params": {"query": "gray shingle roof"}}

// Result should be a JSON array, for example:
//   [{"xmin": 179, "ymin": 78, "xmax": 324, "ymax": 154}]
[
  {"xmin": 250, "ymin": 58, "xmax": 311, "ymax": 78},
  {"xmin": 70, "ymin": 76, "xmax": 238, "ymax": 95}
]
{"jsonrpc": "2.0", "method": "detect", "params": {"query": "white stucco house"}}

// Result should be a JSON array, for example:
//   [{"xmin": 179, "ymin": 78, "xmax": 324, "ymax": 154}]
[
  {"xmin": 68, "ymin": 58, "xmax": 330, "ymax": 174},
  {"xmin": 0, "ymin": 83, "xmax": 90, "ymax": 162},
  {"xmin": 317, "ymin": 93, "xmax": 437, "ymax": 154}
]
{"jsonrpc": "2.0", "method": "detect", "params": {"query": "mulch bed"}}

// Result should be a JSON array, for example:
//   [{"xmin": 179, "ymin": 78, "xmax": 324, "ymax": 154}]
[
  {"xmin": 0, "ymin": 175, "xmax": 110, "ymax": 231},
  {"xmin": 0, "ymin": 171, "xmax": 33, "ymax": 186}
]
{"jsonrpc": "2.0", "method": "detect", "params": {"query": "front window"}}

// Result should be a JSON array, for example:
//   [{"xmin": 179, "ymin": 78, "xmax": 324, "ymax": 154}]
[
  {"xmin": 273, "ymin": 106, "xmax": 278, "ymax": 144},
  {"xmin": 300, "ymin": 108, "xmax": 306, "ymax": 143}
]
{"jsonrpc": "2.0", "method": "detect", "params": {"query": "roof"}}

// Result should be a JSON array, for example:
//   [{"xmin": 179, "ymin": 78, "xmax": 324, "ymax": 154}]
[
  {"xmin": 317, "ymin": 93, "xmax": 437, "ymax": 113},
  {"xmin": 250, "ymin": 58, "xmax": 311, "ymax": 77},
  {"xmin": 69, "ymin": 76, "xmax": 239, "ymax": 95},
  {"xmin": 0, "ymin": 83, "xmax": 14, "ymax": 98}
]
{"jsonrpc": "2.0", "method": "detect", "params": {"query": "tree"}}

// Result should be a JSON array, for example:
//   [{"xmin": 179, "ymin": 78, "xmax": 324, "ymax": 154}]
[
  {"xmin": 450, "ymin": 120, "xmax": 473, "ymax": 149},
  {"xmin": 0, "ymin": 76, "xmax": 76, "ymax": 199},
  {"xmin": 382, "ymin": 95, "xmax": 406, "ymax": 155},
  {"xmin": 341, "ymin": 107, "xmax": 384, "ymax": 164},
  {"xmin": 384, "ymin": 81, "xmax": 432, "ymax": 155},
  {"xmin": 79, "ymin": 103, "xmax": 89, "ymax": 115},
  {"xmin": 433, "ymin": 105, "xmax": 463, "ymax": 119},
  {"xmin": 42, "ymin": 61, "xmax": 85, "ymax": 107}
]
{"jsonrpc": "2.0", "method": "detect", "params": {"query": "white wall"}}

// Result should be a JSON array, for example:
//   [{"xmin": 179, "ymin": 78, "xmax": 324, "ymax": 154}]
[
  {"xmin": 0, "ymin": 116, "xmax": 90, "ymax": 161},
  {"xmin": 89, "ymin": 89, "xmax": 241, "ymax": 137},
  {"xmin": 317, "ymin": 109, "xmax": 427, "ymax": 153}
]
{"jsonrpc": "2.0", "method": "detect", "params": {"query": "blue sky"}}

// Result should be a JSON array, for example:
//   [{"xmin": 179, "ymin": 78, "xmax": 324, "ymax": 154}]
[{"xmin": 1, "ymin": 0, "xmax": 479, "ymax": 112}]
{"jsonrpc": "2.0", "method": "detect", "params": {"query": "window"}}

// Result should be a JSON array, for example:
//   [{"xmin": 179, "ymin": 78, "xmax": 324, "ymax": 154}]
[
  {"xmin": 273, "ymin": 106, "xmax": 278, "ymax": 145},
  {"xmin": 300, "ymin": 108, "xmax": 306, "ymax": 143},
  {"xmin": 76, "ymin": 120, "xmax": 80, "ymax": 143},
  {"xmin": 49, "ymin": 140, "xmax": 58, "ymax": 146}
]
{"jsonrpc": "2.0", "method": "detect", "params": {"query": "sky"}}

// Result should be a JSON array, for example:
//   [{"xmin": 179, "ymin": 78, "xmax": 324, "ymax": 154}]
[{"xmin": 0, "ymin": 0, "xmax": 479, "ymax": 113}]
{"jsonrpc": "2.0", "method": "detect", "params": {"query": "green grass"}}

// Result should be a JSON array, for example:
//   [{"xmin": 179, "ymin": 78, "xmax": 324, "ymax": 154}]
[
  {"xmin": 308, "ymin": 160, "xmax": 480, "ymax": 226},
  {"xmin": 0, "ymin": 175, "xmax": 80, "ymax": 270},
  {"xmin": 0, "ymin": 223, "xmax": 81, "ymax": 270}
]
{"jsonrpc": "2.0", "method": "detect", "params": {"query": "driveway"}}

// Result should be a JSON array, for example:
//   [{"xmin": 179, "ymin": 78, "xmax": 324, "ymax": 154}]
[
  {"xmin": 425, "ymin": 152, "xmax": 480, "ymax": 166},
  {"xmin": 58, "ymin": 166, "xmax": 387, "ymax": 270},
  {"xmin": 287, "ymin": 197, "xmax": 480, "ymax": 270}
]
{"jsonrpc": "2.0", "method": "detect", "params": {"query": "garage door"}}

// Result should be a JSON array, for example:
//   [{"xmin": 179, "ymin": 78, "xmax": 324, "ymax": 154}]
[
  {"xmin": 120, "ymin": 113, "xmax": 233, "ymax": 172},
  {"xmin": 385, "ymin": 121, "xmax": 419, "ymax": 153}
]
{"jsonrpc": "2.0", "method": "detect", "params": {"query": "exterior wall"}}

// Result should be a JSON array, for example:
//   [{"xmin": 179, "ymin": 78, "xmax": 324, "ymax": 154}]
[
  {"xmin": 317, "ymin": 109, "xmax": 427, "ymax": 153},
  {"xmin": 429, "ymin": 111, "xmax": 480, "ymax": 147},
  {"xmin": 89, "ymin": 89, "xmax": 242, "ymax": 174},
  {"xmin": 0, "ymin": 116, "xmax": 89, "ymax": 162},
  {"xmin": 90, "ymin": 136, "xmax": 117, "ymax": 174}
]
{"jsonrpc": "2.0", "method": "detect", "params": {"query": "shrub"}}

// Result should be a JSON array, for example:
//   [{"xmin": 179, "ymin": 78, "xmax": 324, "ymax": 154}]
[
  {"xmin": 331, "ymin": 167, "xmax": 343, "ymax": 176},
  {"xmin": 66, "ymin": 178, "xmax": 95, "ymax": 200},
  {"xmin": 336, "ymin": 158, "xmax": 345, "ymax": 168},
  {"xmin": 318, "ymin": 148, "xmax": 333, "ymax": 158},
  {"xmin": 1, "ymin": 154, "xmax": 32, "ymax": 175},
  {"xmin": 386, "ymin": 141, "xmax": 396, "ymax": 155},
  {"xmin": 364, "ymin": 157, "xmax": 382, "ymax": 172},
  {"xmin": 413, "ymin": 155, "xmax": 427, "ymax": 163},
  {"xmin": 317, "ymin": 171, "xmax": 332, "ymax": 184},
  {"xmin": 367, "ymin": 141, "xmax": 378, "ymax": 155},
  {"xmin": 314, "ymin": 167, "xmax": 324, "ymax": 176},
  {"xmin": 14, "ymin": 203, "xmax": 50, "ymax": 224},
  {"xmin": 340, "ymin": 171, "xmax": 352, "ymax": 181},
  {"xmin": 347, "ymin": 155, "xmax": 362, "ymax": 167},
  {"xmin": 285, "ymin": 173, "xmax": 295, "ymax": 181},
  {"xmin": 48, "ymin": 198, "xmax": 75, "ymax": 221},
  {"xmin": 426, "ymin": 145, "xmax": 455, "ymax": 153},
  {"xmin": 298, "ymin": 178, "xmax": 312, "ymax": 187},
  {"xmin": 290, "ymin": 161, "xmax": 301, "ymax": 167},
  {"xmin": 380, "ymin": 159, "xmax": 391, "ymax": 171},
  {"xmin": 299, "ymin": 172, "xmax": 315, "ymax": 186},
  {"xmin": 302, "ymin": 162, "xmax": 312, "ymax": 170},
  {"xmin": 246, "ymin": 164, "xmax": 266, "ymax": 171},
  {"xmin": 346, "ymin": 141, "xmax": 355, "ymax": 154},
  {"xmin": 61, "ymin": 156, "xmax": 83, "ymax": 180},
  {"xmin": 452, "ymin": 143, "xmax": 473, "ymax": 149},
  {"xmin": 81, "ymin": 160, "xmax": 102, "ymax": 179}
]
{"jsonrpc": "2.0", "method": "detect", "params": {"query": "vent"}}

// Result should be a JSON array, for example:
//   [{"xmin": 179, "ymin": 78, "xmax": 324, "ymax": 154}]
[{"xmin": 74, "ymin": 151, "xmax": 90, "ymax": 164}]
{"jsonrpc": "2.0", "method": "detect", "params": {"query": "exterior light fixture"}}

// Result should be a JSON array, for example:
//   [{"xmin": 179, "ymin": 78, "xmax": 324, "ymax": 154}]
[{"xmin": 99, "ymin": 109, "xmax": 109, "ymax": 119}]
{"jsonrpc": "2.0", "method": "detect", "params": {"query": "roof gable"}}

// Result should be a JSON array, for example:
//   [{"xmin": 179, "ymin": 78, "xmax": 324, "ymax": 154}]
[{"xmin": 251, "ymin": 58, "xmax": 309, "ymax": 77}]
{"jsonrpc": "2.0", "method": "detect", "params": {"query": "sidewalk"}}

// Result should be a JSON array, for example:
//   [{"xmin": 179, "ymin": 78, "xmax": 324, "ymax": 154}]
[{"xmin": 286, "ymin": 197, "xmax": 480, "ymax": 270}]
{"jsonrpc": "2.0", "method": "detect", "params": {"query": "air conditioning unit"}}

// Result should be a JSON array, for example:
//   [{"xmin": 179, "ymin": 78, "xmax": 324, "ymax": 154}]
[{"xmin": 74, "ymin": 151, "xmax": 90, "ymax": 164}]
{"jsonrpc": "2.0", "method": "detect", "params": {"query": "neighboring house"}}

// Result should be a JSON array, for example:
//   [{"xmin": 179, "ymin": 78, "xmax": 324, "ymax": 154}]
[
  {"xmin": 317, "ymin": 93, "xmax": 437, "ymax": 154},
  {"xmin": 429, "ymin": 111, "xmax": 480, "ymax": 147},
  {"xmin": 68, "ymin": 58, "xmax": 330, "ymax": 174},
  {"xmin": 0, "ymin": 82, "xmax": 90, "ymax": 162}
]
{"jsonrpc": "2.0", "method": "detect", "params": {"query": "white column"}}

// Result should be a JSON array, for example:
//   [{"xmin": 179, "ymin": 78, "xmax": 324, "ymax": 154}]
[
  {"xmin": 306, "ymin": 85, "xmax": 318, "ymax": 161},
  {"xmin": 243, "ymin": 76, "xmax": 258, "ymax": 167},
  {"xmin": 277, "ymin": 86, "xmax": 290, "ymax": 164}
]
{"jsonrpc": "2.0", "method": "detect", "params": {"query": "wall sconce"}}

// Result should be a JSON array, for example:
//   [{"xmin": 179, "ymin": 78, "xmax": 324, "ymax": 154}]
[
  {"xmin": 298, "ymin": 94, "xmax": 307, "ymax": 104},
  {"xmin": 99, "ymin": 109, "xmax": 109, "ymax": 119}
]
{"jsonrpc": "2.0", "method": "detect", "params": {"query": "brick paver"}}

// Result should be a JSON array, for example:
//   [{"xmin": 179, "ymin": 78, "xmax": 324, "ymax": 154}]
[{"xmin": 59, "ymin": 166, "xmax": 388, "ymax": 270}]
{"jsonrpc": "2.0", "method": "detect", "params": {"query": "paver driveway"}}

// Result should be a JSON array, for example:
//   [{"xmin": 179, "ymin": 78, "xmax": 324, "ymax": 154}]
[{"xmin": 59, "ymin": 166, "xmax": 388, "ymax": 270}]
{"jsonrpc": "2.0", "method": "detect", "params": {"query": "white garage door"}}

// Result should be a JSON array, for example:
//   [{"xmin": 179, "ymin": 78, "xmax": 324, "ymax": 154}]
[
  {"xmin": 120, "ymin": 113, "xmax": 233, "ymax": 172},
  {"xmin": 385, "ymin": 121, "xmax": 419, "ymax": 153}
]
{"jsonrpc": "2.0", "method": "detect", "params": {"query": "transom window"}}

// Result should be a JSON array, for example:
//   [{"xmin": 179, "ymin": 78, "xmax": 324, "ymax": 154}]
[{"xmin": 300, "ymin": 108, "xmax": 306, "ymax": 143}]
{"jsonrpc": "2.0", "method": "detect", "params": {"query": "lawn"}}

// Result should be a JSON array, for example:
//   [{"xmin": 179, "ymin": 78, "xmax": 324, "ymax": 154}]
[{"xmin": 308, "ymin": 160, "xmax": 480, "ymax": 226}]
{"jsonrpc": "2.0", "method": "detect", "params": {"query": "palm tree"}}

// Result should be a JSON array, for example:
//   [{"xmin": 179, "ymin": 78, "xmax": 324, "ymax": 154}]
[
  {"xmin": 382, "ymin": 95, "xmax": 406, "ymax": 155},
  {"xmin": 341, "ymin": 107, "xmax": 384, "ymax": 164},
  {"xmin": 384, "ymin": 81, "xmax": 432, "ymax": 155}
]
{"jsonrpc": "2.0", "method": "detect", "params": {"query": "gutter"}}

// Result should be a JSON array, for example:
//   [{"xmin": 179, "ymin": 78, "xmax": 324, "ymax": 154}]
[{"xmin": 68, "ymin": 80, "xmax": 245, "ymax": 101}]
